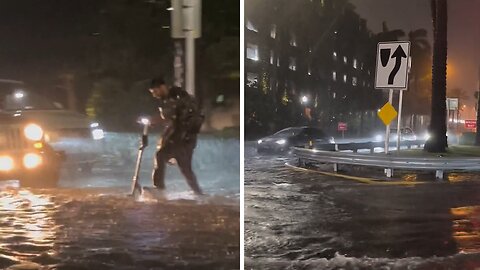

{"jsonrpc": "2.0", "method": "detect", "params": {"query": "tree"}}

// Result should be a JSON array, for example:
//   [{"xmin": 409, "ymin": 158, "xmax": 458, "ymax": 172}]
[
  {"xmin": 404, "ymin": 29, "xmax": 432, "ymax": 120},
  {"xmin": 425, "ymin": 0, "xmax": 448, "ymax": 152}
]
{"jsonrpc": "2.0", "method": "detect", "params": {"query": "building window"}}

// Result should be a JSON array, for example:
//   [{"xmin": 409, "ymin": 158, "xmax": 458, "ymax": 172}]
[
  {"xmin": 333, "ymin": 51, "xmax": 337, "ymax": 60},
  {"xmin": 277, "ymin": 57, "xmax": 280, "ymax": 67},
  {"xmin": 321, "ymin": 0, "xmax": 325, "ymax": 7},
  {"xmin": 270, "ymin": 51, "xmax": 274, "ymax": 64},
  {"xmin": 361, "ymin": 62, "xmax": 364, "ymax": 70},
  {"xmin": 332, "ymin": 71, "xmax": 337, "ymax": 81},
  {"xmin": 247, "ymin": 73, "xmax": 258, "ymax": 88},
  {"xmin": 343, "ymin": 74, "xmax": 347, "ymax": 83},
  {"xmin": 333, "ymin": 92, "xmax": 336, "ymax": 99},
  {"xmin": 246, "ymin": 20, "xmax": 258, "ymax": 32},
  {"xmin": 343, "ymin": 56, "xmax": 348, "ymax": 64},
  {"xmin": 289, "ymin": 57, "xmax": 296, "ymax": 71},
  {"xmin": 308, "ymin": 65, "xmax": 312, "ymax": 76},
  {"xmin": 352, "ymin": 77, "xmax": 357, "ymax": 86},
  {"xmin": 246, "ymin": 43, "xmax": 259, "ymax": 61},
  {"xmin": 290, "ymin": 33, "xmax": 297, "ymax": 47},
  {"xmin": 353, "ymin": 58, "xmax": 358, "ymax": 69},
  {"xmin": 270, "ymin": 24, "xmax": 276, "ymax": 39}
]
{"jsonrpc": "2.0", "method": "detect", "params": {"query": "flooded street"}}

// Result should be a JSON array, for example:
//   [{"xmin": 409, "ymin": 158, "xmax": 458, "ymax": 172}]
[
  {"xmin": 244, "ymin": 142, "xmax": 480, "ymax": 269},
  {"xmin": 0, "ymin": 135, "xmax": 240, "ymax": 270}
]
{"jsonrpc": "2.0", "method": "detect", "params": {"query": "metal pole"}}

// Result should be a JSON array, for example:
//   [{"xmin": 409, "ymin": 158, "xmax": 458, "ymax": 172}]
[
  {"xmin": 385, "ymin": 89, "xmax": 393, "ymax": 154},
  {"xmin": 396, "ymin": 90, "xmax": 404, "ymax": 152},
  {"xmin": 185, "ymin": 30, "xmax": 195, "ymax": 96},
  {"xmin": 173, "ymin": 41, "xmax": 184, "ymax": 88}
]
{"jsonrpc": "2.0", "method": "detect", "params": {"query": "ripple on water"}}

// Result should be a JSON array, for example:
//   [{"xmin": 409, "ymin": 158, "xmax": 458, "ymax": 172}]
[{"xmin": 0, "ymin": 187, "xmax": 239, "ymax": 269}]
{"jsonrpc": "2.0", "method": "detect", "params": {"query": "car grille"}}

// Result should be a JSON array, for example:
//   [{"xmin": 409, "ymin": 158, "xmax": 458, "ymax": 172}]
[{"xmin": 0, "ymin": 128, "xmax": 28, "ymax": 150}]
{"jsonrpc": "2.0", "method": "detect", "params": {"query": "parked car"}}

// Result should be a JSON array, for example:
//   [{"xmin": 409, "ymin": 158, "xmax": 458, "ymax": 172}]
[
  {"xmin": 0, "ymin": 112, "xmax": 63, "ymax": 186},
  {"xmin": 257, "ymin": 126, "xmax": 334, "ymax": 153},
  {"xmin": 0, "ymin": 80, "xmax": 105, "ymax": 174}
]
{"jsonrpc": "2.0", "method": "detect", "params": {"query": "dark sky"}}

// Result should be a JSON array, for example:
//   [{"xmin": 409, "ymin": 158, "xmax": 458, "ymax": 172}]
[{"xmin": 351, "ymin": 0, "xmax": 480, "ymax": 116}]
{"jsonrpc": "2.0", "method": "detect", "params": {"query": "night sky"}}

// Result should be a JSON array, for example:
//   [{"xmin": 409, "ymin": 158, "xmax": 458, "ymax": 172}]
[
  {"xmin": 0, "ymin": 0, "xmax": 101, "ymax": 81},
  {"xmin": 351, "ymin": 0, "xmax": 480, "ymax": 117}
]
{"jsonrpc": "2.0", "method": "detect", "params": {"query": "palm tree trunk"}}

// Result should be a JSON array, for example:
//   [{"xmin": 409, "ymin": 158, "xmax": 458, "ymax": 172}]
[{"xmin": 425, "ymin": 0, "xmax": 448, "ymax": 152}]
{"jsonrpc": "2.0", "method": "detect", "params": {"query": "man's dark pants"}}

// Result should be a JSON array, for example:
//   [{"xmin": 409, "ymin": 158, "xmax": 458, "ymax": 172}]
[{"xmin": 152, "ymin": 139, "xmax": 202, "ymax": 195}]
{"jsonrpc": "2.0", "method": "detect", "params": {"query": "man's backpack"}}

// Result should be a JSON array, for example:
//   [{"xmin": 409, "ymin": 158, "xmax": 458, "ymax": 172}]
[{"xmin": 177, "ymin": 93, "xmax": 204, "ymax": 135}]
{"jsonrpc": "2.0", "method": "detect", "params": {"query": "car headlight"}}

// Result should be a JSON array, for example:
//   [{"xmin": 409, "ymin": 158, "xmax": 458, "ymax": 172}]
[
  {"xmin": 24, "ymin": 124, "xmax": 44, "ymax": 141},
  {"xmin": 257, "ymin": 139, "xmax": 263, "ymax": 144},
  {"xmin": 23, "ymin": 153, "xmax": 42, "ymax": 169},
  {"xmin": 92, "ymin": 128, "xmax": 105, "ymax": 140},
  {"xmin": 275, "ymin": 139, "xmax": 286, "ymax": 145},
  {"xmin": 0, "ymin": 156, "xmax": 14, "ymax": 171}
]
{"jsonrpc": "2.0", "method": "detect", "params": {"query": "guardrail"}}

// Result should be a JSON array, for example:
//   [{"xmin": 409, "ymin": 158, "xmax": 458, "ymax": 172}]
[
  {"xmin": 313, "ymin": 139, "xmax": 425, "ymax": 153},
  {"xmin": 292, "ymin": 141, "xmax": 480, "ymax": 180}
]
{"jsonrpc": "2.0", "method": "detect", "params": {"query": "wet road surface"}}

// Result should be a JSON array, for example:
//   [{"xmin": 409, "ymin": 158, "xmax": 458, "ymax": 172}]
[
  {"xmin": 0, "ymin": 185, "xmax": 239, "ymax": 270},
  {"xmin": 0, "ymin": 135, "xmax": 240, "ymax": 269},
  {"xmin": 244, "ymin": 143, "xmax": 480, "ymax": 269}
]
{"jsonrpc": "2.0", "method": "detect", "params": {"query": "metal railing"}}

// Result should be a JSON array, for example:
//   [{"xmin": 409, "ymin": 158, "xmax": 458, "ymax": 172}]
[{"xmin": 292, "ymin": 141, "xmax": 480, "ymax": 180}]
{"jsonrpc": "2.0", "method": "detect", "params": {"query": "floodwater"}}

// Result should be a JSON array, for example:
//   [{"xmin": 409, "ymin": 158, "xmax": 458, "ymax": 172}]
[
  {"xmin": 244, "ymin": 142, "xmax": 480, "ymax": 270},
  {"xmin": 0, "ymin": 134, "xmax": 240, "ymax": 270}
]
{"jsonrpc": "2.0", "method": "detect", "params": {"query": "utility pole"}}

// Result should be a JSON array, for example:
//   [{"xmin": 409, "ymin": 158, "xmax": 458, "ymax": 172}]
[{"xmin": 170, "ymin": 0, "xmax": 201, "ymax": 96}]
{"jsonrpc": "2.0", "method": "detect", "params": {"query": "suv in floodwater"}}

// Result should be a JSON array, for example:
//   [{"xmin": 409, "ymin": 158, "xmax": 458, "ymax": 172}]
[
  {"xmin": 0, "ymin": 112, "xmax": 62, "ymax": 186},
  {"xmin": 0, "ymin": 79, "xmax": 105, "ymax": 177}
]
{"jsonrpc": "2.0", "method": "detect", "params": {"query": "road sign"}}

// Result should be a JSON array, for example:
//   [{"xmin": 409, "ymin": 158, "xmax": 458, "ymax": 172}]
[
  {"xmin": 465, "ymin": 120, "xmax": 477, "ymax": 129},
  {"xmin": 378, "ymin": 102, "xmax": 398, "ymax": 126},
  {"xmin": 338, "ymin": 122, "xmax": 347, "ymax": 131},
  {"xmin": 447, "ymin": 98, "xmax": 459, "ymax": 110},
  {"xmin": 375, "ymin": 41, "xmax": 411, "ymax": 89}
]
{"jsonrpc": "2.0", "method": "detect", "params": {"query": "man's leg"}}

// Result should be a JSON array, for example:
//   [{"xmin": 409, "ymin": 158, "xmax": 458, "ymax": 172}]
[
  {"xmin": 176, "ymin": 145, "xmax": 203, "ymax": 195},
  {"xmin": 152, "ymin": 148, "xmax": 168, "ymax": 189}
]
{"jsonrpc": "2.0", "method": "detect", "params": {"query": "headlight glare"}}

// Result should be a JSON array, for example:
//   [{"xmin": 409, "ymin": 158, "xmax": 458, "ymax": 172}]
[
  {"xmin": 24, "ymin": 124, "xmax": 44, "ymax": 141},
  {"xmin": 0, "ymin": 156, "xmax": 14, "ymax": 171},
  {"xmin": 23, "ymin": 153, "xmax": 42, "ymax": 169},
  {"xmin": 92, "ymin": 129, "xmax": 105, "ymax": 140}
]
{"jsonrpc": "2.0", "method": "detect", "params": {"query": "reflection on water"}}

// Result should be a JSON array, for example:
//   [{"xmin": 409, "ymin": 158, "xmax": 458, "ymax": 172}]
[
  {"xmin": 0, "ymin": 187, "xmax": 239, "ymax": 269},
  {"xmin": 451, "ymin": 206, "xmax": 480, "ymax": 253},
  {"xmin": 0, "ymin": 189, "xmax": 57, "ymax": 262}
]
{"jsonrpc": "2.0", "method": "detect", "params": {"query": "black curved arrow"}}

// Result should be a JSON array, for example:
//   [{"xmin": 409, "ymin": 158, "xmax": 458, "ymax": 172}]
[{"xmin": 388, "ymin": 45, "xmax": 407, "ymax": 85}]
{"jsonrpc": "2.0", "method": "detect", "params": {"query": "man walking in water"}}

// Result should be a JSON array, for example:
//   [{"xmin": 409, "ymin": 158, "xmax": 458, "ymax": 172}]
[{"xmin": 148, "ymin": 77, "xmax": 204, "ymax": 195}]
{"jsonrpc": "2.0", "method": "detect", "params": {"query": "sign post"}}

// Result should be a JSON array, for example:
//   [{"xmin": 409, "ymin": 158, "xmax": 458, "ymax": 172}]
[
  {"xmin": 375, "ymin": 41, "xmax": 411, "ymax": 155},
  {"xmin": 338, "ymin": 122, "xmax": 347, "ymax": 139}
]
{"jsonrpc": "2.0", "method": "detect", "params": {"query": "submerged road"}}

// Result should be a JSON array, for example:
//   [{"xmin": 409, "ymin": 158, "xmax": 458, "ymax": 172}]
[{"xmin": 244, "ymin": 142, "xmax": 480, "ymax": 270}]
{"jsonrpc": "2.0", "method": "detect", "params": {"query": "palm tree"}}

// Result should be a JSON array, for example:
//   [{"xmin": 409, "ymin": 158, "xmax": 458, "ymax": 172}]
[{"xmin": 425, "ymin": 0, "xmax": 448, "ymax": 152}]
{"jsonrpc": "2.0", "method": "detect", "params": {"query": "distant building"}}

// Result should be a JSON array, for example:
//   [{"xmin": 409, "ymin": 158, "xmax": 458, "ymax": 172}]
[{"xmin": 245, "ymin": 0, "xmax": 384, "ymax": 136}]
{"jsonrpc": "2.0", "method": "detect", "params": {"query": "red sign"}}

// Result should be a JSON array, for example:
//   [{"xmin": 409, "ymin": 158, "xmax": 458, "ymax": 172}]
[
  {"xmin": 338, "ymin": 122, "xmax": 348, "ymax": 131},
  {"xmin": 465, "ymin": 120, "xmax": 477, "ymax": 129}
]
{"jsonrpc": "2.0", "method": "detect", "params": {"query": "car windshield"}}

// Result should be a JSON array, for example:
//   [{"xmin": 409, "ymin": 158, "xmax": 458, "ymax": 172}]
[
  {"xmin": 0, "ymin": 88, "xmax": 61, "ymax": 111},
  {"xmin": 272, "ymin": 128, "xmax": 303, "ymax": 137}
]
